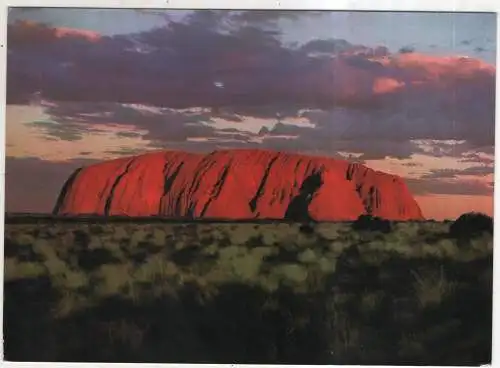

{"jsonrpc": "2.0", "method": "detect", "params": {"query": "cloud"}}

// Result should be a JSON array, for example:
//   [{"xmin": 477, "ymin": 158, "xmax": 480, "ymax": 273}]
[
  {"xmin": 5, "ymin": 156, "xmax": 98, "ymax": 213},
  {"xmin": 34, "ymin": 102, "xmax": 220, "ymax": 144},
  {"xmin": 406, "ymin": 177, "xmax": 493, "ymax": 196},
  {"xmin": 30, "ymin": 118, "xmax": 106, "ymax": 141},
  {"xmin": 7, "ymin": 19, "xmax": 102, "ymax": 46},
  {"xmin": 6, "ymin": 18, "xmax": 496, "ymax": 180},
  {"xmin": 300, "ymin": 38, "xmax": 354, "ymax": 55},
  {"xmin": 229, "ymin": 10, "xmax": 325, "ymax": 25},
  {"xmin": 421, "ymin": 165, "xmax": 494, "ymax": 179},
  {"xmin": 398, "ymin": 45, "xmax": 415, "ymax": 54},
  {"xmin": 8, "ymin": 20, "xmax": 495, "ymax": 125}
]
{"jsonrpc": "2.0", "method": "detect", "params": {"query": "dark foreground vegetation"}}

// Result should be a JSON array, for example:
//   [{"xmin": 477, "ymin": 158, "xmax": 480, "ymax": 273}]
[{"xmin": 3, "ymin": 213, "xmax": 493, "ymax": 364}]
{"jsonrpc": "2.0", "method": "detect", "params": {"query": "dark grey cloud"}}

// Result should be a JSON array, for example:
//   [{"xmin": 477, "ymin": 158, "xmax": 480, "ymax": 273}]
[
  {"xmin": 30, "ymin": 119, "xmax": 104, "ymax": 141},
  {"xmin": 230, "ymin": 10, "xmax": 325, "ymax": 25},
  {"xmin": 422, "ymin": 165, "xmax": 494, "ymax": 179},
  {"xmin": 398, "ymin": 45, "xmax": 415, "ymax": 53},
  {"xmin": 33, "ymin": 98, "xmax": 495, "ymax": 165},
  {"xmin": 406, "ymin": 177, "xmax": 493, "ymax": 196},
  {"xmin": 258, "ymin": 119, "xmax": 424, "ymax": 160},
  {"xmin": 300, "ymin": 39, "xmax": 354, "ymax": 55},
  {"xmin": 403, "ymin": 162, "xmax": 422, "ymax": 167},
  {"xmin": 116, "ymin": 131, "xmax": 142, "ymax": 138},
  {"xmin": 105, "ymin": 147, "xmax": 151, "ymax": 156},
  {"xmin": 5, "ymin": 156, "xmax": 99, "ymax": 213},
  {"xmin": 460, "ymin": 150, "xmax": 495, "ymax": 164},
  {"xmin": 35, "ymin": 102, "xmax": 217, "ymax": 143}
]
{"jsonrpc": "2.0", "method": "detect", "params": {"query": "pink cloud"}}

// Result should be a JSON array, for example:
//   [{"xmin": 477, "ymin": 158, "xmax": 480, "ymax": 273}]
[
  {"xmin": 372, "ymin": 77, "xmax": 406, "ymax": 94},
  {"xmin": 7, "ymin": 20, "xmax": 102, "ymax": 47}
]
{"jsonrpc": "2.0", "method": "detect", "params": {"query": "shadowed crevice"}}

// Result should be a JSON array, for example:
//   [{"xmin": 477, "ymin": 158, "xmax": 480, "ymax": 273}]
[
  {"xmin": 104, "ymin": 158, "xmax": 136, "ymax": 216},
  {"xmin": 200, "ymin": 163, "xmax": 232, "ymax": 217},
  {"xmin": 249, "ymin": 154, "xmax": 280, "ymax": 213},
  {"xmin": 346, "ymin": 163, "xmax": 374, "ymax": 215},
  {"xmin": 159, "ymin": 162, "xmax": 185, "ymax": 213}
]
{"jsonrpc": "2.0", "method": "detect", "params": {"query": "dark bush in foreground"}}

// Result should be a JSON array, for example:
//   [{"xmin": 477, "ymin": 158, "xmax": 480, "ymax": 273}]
[
  {"xmin": 352, "ymin": 214, "xmax": 392, "ymax": 233},
  {"xmin": 449, "ymin": 212, "xmax": 493, "ymax": 239}
]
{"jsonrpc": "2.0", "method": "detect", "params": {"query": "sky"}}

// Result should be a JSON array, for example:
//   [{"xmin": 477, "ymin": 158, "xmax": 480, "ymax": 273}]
[{"xmin": 4, "ymin": 8, "xmax": 497, "ymax": 220}]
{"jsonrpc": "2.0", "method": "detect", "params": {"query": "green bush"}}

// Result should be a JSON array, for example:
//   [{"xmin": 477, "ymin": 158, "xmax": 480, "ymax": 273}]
[{"xmin": 449, "ymin": 212, "xmax": 493, "ymax": 239}]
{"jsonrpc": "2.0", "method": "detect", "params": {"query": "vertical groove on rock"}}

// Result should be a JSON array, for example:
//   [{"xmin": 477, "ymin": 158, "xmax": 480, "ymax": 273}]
[
  {"xmin": 104, "ymin": 158, "xmax": 136, "ymax": 216},
  {"xmin": 52, "ymin": 167, "xmax": 83, "ymax": 215},
  {"xmin": 200, "ymin": 162, "xmax": 232, "ymax": 217},
  {"xmin": 248, "ymin": 153, "xmax": 281, "ymax": 213},
  {"xmin": 159, "ymin": 161, "xmax": 184, "ymax": 213},
  {"xmin": 187, "ymin": 153, "xmax": 219, "ymax": 199},
  {"xmin": 346, "ymin": 163, "xmax": 357, "ymax": 180}
]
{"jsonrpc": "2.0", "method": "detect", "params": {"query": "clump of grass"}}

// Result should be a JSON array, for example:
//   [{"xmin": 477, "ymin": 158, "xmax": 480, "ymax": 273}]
[
  {"xmin": 134, "ymin": 254, "xmax": 178, "ymax": 283},
  {"xmin": 470, "ymin": 234, "xmax": 494, "ymax": 254},
  {"xmin": 44, "ymin": 255, "xmax": 72, "ymax": 277},
  {"xmin": 104, "ymin": 319, "xmax": 149, "ymax": 351},
  {"xmin": 258, "ymin": 273, "xmax": 281, "ymax": 292},
  {"xmin": 435, "ymin": 239, "xmax": 459, "ymax": 258},
  {"xmin": 272, "ymin": 264, "xmax": 308, "ymax": 285},
  {"xmin": 262, "ymin": 230, "xmax": 280, "ymax": 246},
  {"xmin": 298, "ymin": 248, "xmax": 317, "ymax": 263},
  {"xmin": 4, "ymin": 258, "xmax": 46, "ymax": 280},
  {"xmin": 228, "ymin": 253, "xmax": 263, "ymax": 281},
  {"xmin": 129, "ymin": 229, "xmax": 148, "ymax": 247},
  {"xmin": 151, "ymin": 228, "xmax": 168, "ymax": 246},
  {"xmin": 88, "ymin": 236, "xmax": 104, "ymax": 250},
  {"xmin": 315, "ymin": 224, "xmax": 341, "ymax": 240},
  {"xmin": 218, "ymin": 245, "xmax": 246, "ymax": 259},
  {"xmin": 15, "ymin": 233, "xmax": 36, "ymax": 246},
  {"xmin": 360, "ymin": 292, "xmax": 383, "ymax": 315},
  {"xmin": 55, "ymin": 269, "xmax": 90, "ymax": 291},
  {"xmin": 420, "ymin": 244, "xmax": 443, "ymax": 258},
  {"xmin": 113, "ymin": 226, "xmax": 130, "ymax": 241},
  {"xmin": 317, "ymin": 256, "xmax": 337, "ymax": 273},
  {"xmin": 324, "ymin": 298, "xmax": 361, "ymax": 361},
  {"xmin": 229, "ymin": 224, "xmax": 254, "ymax": 244},
  {"xmin": 411, "ymin": 266, "xmax": 457, "ymax": 308},
  {"xmin": 212, "ymin": 245, "xmax": 267, "ymax": 283},
  {"xmin": 95, "ymin": 263, "xmax": 135, "ymax": 297},
  {"xmin": 52, "ymin": 289, "xmax": 91, "ymax": 318},
  {"xmin": 250, "ymin": 246, "xmax": 275, "ymax": 259}
]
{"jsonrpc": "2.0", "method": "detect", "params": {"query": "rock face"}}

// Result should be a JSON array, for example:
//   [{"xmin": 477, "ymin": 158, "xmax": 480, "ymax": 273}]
[{"xmin": 53, "ymin": 149, "xmax": 424, "ymax": 221}]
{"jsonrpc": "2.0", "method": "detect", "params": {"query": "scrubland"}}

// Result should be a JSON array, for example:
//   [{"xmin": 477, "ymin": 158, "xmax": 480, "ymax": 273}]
[{"xmin": 3, "ymin": 218, "xmax": 493, "ymax": 364}]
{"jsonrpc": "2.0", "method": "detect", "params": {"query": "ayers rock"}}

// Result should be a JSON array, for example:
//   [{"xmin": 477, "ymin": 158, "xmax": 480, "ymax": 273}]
[{"xmin": 53, "ymin": 149, "xmax": 424, "ymax": 221}]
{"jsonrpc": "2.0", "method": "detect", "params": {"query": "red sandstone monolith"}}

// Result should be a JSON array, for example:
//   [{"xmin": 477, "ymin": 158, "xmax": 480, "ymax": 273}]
[{"xmin": 53, "ymin": 149, "xmax": 424, "ymax": 221}]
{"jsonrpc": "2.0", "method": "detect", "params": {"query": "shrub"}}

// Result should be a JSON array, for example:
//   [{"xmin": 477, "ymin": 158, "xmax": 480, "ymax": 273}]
[
  {"xmin": 411, "ymin": 266, "xmax": 457, "ymax": 308},
  {"xmin": 449, "ymin": 212, "xmax": 493, "ymax": 239},
  {"xmin": 352, "ymin": 214, "xmax": 392, "ymax": 234}
]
